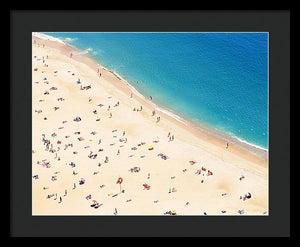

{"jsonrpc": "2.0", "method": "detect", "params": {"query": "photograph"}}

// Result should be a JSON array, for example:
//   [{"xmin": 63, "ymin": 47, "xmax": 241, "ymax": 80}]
[{"xmin": 32, "ymin": 32, "xmax": 269, "ymax": 216}]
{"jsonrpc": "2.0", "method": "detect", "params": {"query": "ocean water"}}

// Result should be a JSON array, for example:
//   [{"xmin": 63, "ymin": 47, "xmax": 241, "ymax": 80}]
[{"xmin": 40, "ymin": 32, "xmax": 268, "ymax": 150}]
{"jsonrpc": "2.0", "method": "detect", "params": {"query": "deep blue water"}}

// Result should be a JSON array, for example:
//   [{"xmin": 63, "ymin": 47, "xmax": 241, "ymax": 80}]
[{"xmin": 42, "ymin": 32, "xmax": 268, "ymax": 149}]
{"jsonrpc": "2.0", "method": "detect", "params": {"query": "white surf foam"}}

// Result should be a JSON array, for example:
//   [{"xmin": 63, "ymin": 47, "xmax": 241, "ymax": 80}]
[{"xmin": 32, "ymin": 32, "xmax": 65, "ymax": 44}]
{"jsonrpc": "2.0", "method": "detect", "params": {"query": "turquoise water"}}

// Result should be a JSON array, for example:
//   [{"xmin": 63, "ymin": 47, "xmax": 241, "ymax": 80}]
[{"xmin": 42, "ymin": 32, "xmax": 268, "ymax": 150}]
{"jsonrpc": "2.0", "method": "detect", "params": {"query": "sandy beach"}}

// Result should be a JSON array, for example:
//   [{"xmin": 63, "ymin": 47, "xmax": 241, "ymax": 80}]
[{"xmin": 32, "ymin": 35, "xmax": 268, "ymax": 216}]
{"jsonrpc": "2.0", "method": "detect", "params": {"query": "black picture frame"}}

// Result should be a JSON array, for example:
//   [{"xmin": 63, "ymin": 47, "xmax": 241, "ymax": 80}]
[{"xmin": 10, "ymin": 10, "xmax": 291, "ymax": 237}]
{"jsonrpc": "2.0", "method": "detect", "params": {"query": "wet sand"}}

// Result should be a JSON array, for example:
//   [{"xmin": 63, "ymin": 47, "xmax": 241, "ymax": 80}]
[{"xmin": 32, "ymin": 35, "xmax": 268, "ymax": 215}]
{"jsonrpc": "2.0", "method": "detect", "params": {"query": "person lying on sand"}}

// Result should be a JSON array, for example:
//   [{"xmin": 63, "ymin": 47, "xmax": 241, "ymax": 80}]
[{"xmin": 143, "ymin": 184, "xmax": 151, "ymax": 190}]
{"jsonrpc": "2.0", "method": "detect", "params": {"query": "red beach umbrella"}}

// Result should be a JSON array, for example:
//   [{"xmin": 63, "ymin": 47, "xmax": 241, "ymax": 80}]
[
  {"xmin": 116, "ymin": 177, "xmax": 123, "ymax": 193},
  {"xmin": 117, "ymin": 177, "xmax": 123, "ymax": 184}
]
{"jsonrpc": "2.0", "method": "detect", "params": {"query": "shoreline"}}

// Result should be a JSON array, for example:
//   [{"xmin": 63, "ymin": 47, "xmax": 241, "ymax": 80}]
[
  {"xmin": 32, "ymin": 33, "xmax": 268, "ymax": 215},
  {"xmin": 32, "ymin": 34, "xmax": 268, "ymax": 167}
]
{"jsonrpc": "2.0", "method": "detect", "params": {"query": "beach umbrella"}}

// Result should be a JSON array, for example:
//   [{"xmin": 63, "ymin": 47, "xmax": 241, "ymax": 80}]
[
  {"xmin": 117, "ymin": 177, "xmax": 123, "ymax": 184},
  {"xmin": 81, "ymin": 178, "xmax": 85, "ymax": 182},
  {"xmin": 116, "ymin": 177, "xmax": 123, "ymax": 192}
]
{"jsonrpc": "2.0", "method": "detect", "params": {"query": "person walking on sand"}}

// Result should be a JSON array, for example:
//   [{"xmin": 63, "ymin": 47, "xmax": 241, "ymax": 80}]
[
  {"xmin": 64, "ymin": 189, "xmax": 67, "ymax": 196},
  {"xmin": 226, "ymin": 142, "xmax": 229, "ymax": 149},
  {"xmin": 59, "ymin": 196, "xmax": 62, "ymax": 203},
  {"xmin": 70, "ymin": 53, "xmax": 73, "ymax": 58},
  {"xmin": 98, "ymin": 139, "xmax": 101, "ymax": 145}
]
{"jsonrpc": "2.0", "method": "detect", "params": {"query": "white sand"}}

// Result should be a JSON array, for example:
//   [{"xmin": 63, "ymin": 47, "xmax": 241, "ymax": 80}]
[{"xmin": 32, "ymin": 36, "xmax": 268, "ymax": 216}]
